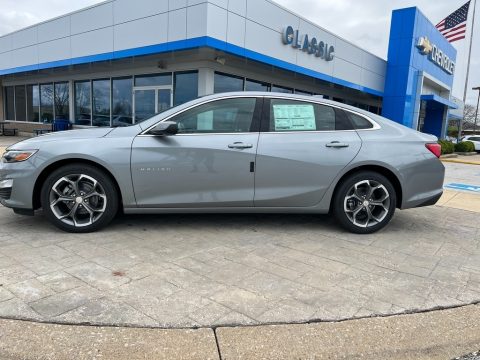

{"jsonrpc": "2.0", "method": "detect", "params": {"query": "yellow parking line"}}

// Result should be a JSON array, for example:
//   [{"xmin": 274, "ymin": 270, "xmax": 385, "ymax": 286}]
[{"xmin": 441, "ymin": 159, "xmax": 480, "ymax": 166}]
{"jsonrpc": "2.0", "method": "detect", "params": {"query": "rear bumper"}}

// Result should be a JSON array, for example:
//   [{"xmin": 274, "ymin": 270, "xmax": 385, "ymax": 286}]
[
  {"xmin": 400, "ymin": 157, "xmax": 445, "ymax": 210},
  {"xmin": 412, "ymin": 190, "xmax": 443, "ymax": 209}
]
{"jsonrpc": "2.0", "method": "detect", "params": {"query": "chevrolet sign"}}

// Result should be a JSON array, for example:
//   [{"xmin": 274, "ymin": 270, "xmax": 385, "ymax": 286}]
[
  {"xmin": 282, "ymin": 26, "xmax": 335, "ymax": 62},
  {"xmin": 416, "ymin": 37, "xmax": 455, "ymax": 75}
]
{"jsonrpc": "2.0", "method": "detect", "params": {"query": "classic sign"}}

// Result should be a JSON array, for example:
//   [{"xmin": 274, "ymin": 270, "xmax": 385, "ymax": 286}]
[
  {"xmin": 282, "ymin": 26, "xmax": 335, "ymax": 62},
  {"xmin": 416, "ymin": 37, "xmax": 455, "ymax": 75}
]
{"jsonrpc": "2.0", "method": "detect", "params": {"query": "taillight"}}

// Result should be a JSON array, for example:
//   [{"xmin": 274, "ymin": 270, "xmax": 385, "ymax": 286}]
[{"xmin": 426, "ymin": 143, "xmax": 441, "ymax": 158}]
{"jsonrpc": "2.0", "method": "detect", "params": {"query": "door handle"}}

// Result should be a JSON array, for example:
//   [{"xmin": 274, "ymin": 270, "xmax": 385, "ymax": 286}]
[
  {"xmin": 228, "ymin": 142, "xmax": 253, "ymax": 149},
  {"xmin": 326, "ymin": 141, "xmax": 350, "ymax": 148}
]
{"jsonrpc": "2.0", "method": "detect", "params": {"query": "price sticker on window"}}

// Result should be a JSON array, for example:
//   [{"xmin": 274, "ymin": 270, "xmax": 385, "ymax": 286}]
[{"xmin": 273, "ymin": 104, "xmax": 316, "ymax": 131}]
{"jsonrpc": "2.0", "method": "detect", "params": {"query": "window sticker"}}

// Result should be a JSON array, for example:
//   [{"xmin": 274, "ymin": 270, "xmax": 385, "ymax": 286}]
[
  {"xmin": 273, "ymin": 104, "xmax": 316, "ymax": 131},
  {"xmin": 197, "ymin": 111, "xmax": 214, "ymax": 130}
]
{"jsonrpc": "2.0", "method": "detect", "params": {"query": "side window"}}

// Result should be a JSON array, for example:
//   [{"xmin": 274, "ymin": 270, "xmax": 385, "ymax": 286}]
[
  {"xmin": 345, "ymin": 111, "xmax": 374, "ymax": 130},
  {"xmin": 170, "ymin": 98, "xmax": 257, "ymax": 134},
  {"xmin": 269, "ymin": 99, "xmax": 336, "ymax": 132}
]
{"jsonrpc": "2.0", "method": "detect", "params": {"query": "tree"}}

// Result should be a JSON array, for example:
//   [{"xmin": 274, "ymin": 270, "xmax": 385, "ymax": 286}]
[{"xmin": 462, "ymin": 104, "xmax": 478, "ymax": 130}]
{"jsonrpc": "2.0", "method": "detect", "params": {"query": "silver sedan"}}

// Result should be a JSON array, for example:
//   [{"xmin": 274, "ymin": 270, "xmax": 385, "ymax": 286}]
[{"xmin": 0, "ymin": 92, "xmax": 445, "ymax": 234}]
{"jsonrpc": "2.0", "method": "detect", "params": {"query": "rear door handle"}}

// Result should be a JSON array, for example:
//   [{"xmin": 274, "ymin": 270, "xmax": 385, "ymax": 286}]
[
  {"xmin": 326, "ymin": 141, "xmax": 350, "ymax": 148},
  {"xmin": 228, "ymin": 142, "xmax": 253, "ymax": 149}
]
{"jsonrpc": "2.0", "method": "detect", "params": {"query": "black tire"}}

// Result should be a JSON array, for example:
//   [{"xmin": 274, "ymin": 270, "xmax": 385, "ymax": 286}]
[
  {"xmin": 41, "ymin": 164, "xmax": 119, "ymax": 233},
  {"xmin": 332, "ymin": 171, "xmax": 396, "ymax": 234}
]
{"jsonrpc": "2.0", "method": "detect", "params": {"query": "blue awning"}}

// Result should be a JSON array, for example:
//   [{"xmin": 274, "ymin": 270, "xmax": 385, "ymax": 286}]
[
  {"xmin": 448, "ymin": 113, "xmax": 463, "ymax": 120},
  {"xmin": 420, "ymin": 94, "xmax": 458, "ymax": 109}
]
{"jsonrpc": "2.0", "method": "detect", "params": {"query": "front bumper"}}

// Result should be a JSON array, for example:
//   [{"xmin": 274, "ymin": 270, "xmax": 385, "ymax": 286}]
[
  {"xmin": 0, "ymin": 179, "xmax": 13, "ymax": 201},
  {"xmin": 0, "ymin": 160, "xmax": 37, "ymax": 210}
]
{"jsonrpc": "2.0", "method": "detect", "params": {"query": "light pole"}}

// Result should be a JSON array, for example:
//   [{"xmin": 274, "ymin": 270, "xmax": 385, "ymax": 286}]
[{"xmin": 474, "ymin": 87, "xmax": 480, "ymax": 135}]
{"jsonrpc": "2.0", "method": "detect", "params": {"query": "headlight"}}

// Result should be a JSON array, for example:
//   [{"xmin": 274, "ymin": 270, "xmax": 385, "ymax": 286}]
[{"xmin": 1, "ymin": 150, "xmax": 38, "ymax": 163}]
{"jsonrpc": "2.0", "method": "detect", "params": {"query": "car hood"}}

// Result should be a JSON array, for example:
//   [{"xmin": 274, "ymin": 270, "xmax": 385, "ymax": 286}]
[{"xmin": 7, "ymin": 128, "xmax": 114, "ymax": 150}]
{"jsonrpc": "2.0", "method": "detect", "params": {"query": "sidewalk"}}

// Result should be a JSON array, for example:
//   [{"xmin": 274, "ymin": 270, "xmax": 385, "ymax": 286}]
[
  {"xmin": 1, "ymin": 304, "xmax": 479, "ymax": 359},
  {"xmin": 0, "ymin": 136, "xmax": 28, "ymax": 154},
  {"xmin": 438, "ymin": 189, "xmax": 480, "ymax": 212}
]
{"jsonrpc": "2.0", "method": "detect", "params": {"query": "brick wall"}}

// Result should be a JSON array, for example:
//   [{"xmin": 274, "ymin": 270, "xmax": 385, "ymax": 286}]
[{"xmin": 2, "ymin": 122, "xmax": 52, "ymax": 137}]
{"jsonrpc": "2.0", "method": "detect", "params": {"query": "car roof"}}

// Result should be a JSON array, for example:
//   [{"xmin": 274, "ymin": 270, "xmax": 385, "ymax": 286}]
[
  {"xmin": 200, "ymin": 91, "xmax": 377, "ymax": 117},
  {"xmin": 138, "ymin": 91, "xmax": 380, "ymax": 131}
]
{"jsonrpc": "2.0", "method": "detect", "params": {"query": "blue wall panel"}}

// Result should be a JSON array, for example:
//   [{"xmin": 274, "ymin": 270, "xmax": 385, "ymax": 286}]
[{"xmin": 382, "ymin": 7, "xmax": 457, "ymax": 135}]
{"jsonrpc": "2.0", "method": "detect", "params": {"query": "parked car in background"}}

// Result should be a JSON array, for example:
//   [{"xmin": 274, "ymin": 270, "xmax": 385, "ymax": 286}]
[
  {"xmin": 461, "ymin": 136, "xmax": 480, "ymax": 151},
  {"xmin": 0, "ymin": 92, "xmax": 445, "ymax": 234}
]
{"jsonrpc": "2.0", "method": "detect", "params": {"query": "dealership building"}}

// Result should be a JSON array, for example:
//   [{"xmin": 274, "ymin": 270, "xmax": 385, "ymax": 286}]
[{"xmin": 0, "ymin": 0, "xmax": 458, "ymax": 137}]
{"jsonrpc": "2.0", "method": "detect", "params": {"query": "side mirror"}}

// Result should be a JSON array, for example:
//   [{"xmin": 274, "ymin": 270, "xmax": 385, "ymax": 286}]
[{"xmin": 148, "ymin": 121, "xmax": 178, "ymax": 136}]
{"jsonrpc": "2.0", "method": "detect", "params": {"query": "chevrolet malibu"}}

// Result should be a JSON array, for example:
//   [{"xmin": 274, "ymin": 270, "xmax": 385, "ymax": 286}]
[{"xmin": 0, "ymin": 92, "xmax": 444, "ymax": 234}]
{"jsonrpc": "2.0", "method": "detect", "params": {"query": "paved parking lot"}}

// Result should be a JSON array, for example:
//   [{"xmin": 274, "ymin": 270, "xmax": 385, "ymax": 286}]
[{"xmin": 1, "ymin": 136, "xmax": 480, "ymax": 328}]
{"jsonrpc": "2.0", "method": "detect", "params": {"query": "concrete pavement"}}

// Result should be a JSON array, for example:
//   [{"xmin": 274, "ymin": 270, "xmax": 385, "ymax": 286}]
[
  {"xmin": 0, "ymin": 319, "xmax": 218, "ymax": 360},
  {"xmin": 0, "ymin": 202, "xmax": 480, "ymax": 328},
  {"xmin": 1, "ymin": 304, "xmax": 480, "ymax": 359},
  {"xmin": 217, "ymin": 304, "xmax": 480, "ymax": 360},
  {"xmin": 0, "ymin": 160, "xmax": 479, "ymax": 328}
]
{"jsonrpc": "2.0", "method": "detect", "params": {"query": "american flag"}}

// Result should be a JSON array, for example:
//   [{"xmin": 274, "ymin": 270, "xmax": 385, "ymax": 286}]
[{"xmin": 436, "ymin": 1, "xmax": 471, "ymax": 42}]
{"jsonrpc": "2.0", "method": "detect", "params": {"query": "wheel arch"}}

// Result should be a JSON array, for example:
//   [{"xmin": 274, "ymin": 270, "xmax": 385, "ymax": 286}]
[
  {"xmin": 331, "ymin": 164, "xmax": 403, "ymax": 210},
  {"xmin": 33, "ymin": 158, "xmax": 123, "ymax": 211}
]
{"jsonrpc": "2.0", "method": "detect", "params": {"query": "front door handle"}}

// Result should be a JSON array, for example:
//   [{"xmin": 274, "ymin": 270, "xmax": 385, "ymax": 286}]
[
  {"xmin": 326, "ymin": 141, "xmax": 350, "ymax": 148},
  {"xmin": 228, "ymin": 142, "xmax": 253, "ymax": 149}
]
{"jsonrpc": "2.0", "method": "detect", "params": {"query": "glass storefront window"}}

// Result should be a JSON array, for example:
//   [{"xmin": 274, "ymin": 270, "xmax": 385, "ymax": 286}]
[
  {"xmin": 295, "ymin": 90, "xmax": 313, "ymax": 96},
  {"xmin": 245, "ymin": 79, "xmax": 270, "ymax": 92},
  {"xmin": 368, "ymin": 105, "xmax": 380, "ymax": 114},
  {"xmin": 271, "ymin": 85, "xmax": 293, "ymax": 94},
  {"xmin": 92, "ymin": 79, "xmax": 110, "ymax": 127},
  {"xmin": 5, "ymin": 86, "xmax": 15, "ymax": 120},
  {"xmin": 15, "ymin": 85, "xmax": 26, "ymax": 121},
  {"xmin": 135, "ymin": 73, "xmax": 172, "ymax": 87},
  {"xmin": 54, "ymin": 82, "xmax": 70, "ymax": 120},
  {"xmin": 27, "ymin": 85, "xmax": 40, "ymax": 122},
  {"xmin": 174, "ymin": 71, "xmax": 198, "ymax": 106},
  {"xmin": 214, "ymin": 72, "xmax": 244, "ymax": 93},
  {"xmin": 40, "ymin": 83, "xmax": 54, "ymax": 123},
  {"xmin": 75, "ymin": 81, "xmax": 92, "ymax": 126},
  {"xmin": 112, "ymin": 77, "xmax": 133, "ymax": 127}
]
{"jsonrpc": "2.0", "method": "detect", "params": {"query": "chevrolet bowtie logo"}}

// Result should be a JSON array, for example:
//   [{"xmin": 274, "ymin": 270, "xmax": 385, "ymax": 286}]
[{"xmin": 417, "ymin": 37, "xmax": 433, "ymax": 55}]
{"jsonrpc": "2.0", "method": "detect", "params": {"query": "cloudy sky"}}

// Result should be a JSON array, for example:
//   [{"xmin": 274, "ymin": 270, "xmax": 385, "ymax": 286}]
[{"xmin": 0, "ymin": 0, "xmax": 478, "ymax": 104}]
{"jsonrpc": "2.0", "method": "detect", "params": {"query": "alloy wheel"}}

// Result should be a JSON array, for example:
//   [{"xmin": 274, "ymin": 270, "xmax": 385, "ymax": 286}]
[
  {"xmin": 343, "ymin": 180, "xmax": 390, "ymax": 228},
  {"xmin": 49, "ymin": 174, "xmax": 107, "ymax": 227}
]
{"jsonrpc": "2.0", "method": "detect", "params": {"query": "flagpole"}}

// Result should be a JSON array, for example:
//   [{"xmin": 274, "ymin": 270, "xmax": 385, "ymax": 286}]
[{"xmin": 459, "ymin": 0, "xmax": 477, "ymax": 140}]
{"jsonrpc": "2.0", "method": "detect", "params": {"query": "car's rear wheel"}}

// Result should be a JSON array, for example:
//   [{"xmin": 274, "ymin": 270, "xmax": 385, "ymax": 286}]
[
  {"xmin": 41, "ymin": 164, "xmax": 118, "ymax": 233},
  {"xmin": 333, "ymin": 171, "xmax": 396, "ymax": 234}
]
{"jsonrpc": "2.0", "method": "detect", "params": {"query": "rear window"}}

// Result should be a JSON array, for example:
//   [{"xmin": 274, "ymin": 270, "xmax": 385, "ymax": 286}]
[{"xmin": 345, "ymin": 111, "xmax": 374, "ymax": 130}]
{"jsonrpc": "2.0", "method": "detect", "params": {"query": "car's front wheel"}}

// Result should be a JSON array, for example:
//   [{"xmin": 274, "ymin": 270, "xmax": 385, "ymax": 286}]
[
  {"xmin": 41, "ymin": 164, "xmax": 119, "ymax": 233},
  {"xmin": 333, "ymin": 171, "xmax": 397, "ymax": 234}
]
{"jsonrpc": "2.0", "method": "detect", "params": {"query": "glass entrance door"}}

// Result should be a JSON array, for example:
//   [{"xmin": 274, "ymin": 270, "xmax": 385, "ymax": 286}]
[
  {"xmin": 158, "ymin": 89, "xmax": 171, "ymax": 112},
  {"xmin": 134, "ymin": 90, "xmax": 155, "ymax": 123},
  {"xmin": 134, "ymin": 87, "xmax": 172, "ymax": 123}
]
